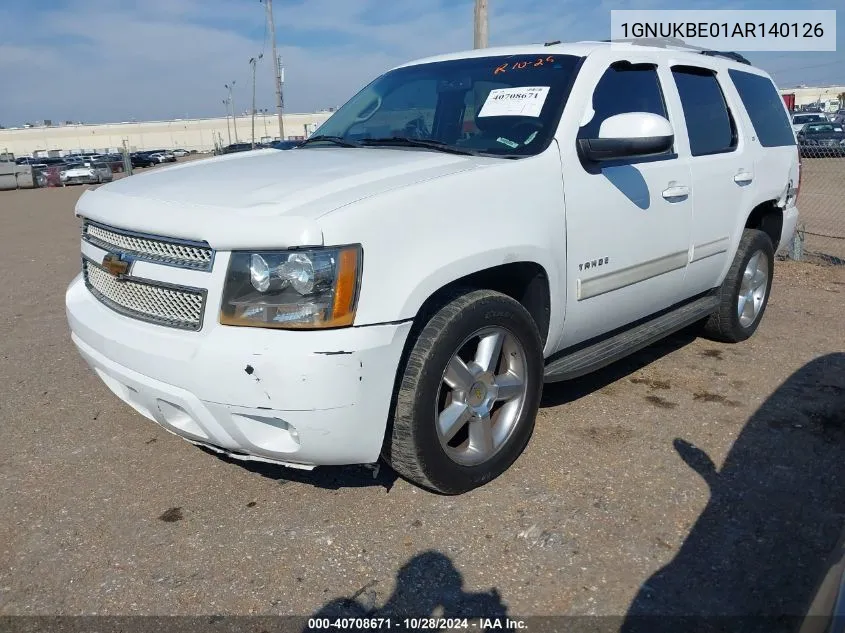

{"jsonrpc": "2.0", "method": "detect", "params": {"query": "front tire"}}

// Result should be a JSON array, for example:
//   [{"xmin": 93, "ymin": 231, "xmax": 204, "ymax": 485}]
[
  {"xmin": 703, "ymin": 228, "xmax": 774, "ymax": 343},
  {"xmin": 384, "ymin": 289, "xmax": 544, "ymax": 494}
]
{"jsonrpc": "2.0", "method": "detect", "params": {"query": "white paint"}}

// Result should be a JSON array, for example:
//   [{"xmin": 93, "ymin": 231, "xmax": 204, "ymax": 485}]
[
  {"xmin": 598, "ymin": 112, "xmax": 674, "ymax": 140},
  {"xmin": 66, "ymin": 40, "xmax": 799, "ymax": 470}
]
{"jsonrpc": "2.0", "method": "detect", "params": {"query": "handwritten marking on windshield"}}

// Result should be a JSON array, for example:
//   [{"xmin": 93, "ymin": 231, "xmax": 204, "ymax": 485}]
[{"xmin": 494, "ymin": 57, "xmax": 556, "ymax": 75}]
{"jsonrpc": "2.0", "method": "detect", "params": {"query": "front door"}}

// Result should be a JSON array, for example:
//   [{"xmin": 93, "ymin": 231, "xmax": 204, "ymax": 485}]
[{"xmin": 556, "ymin": 58, "xmax": 694, "ymax": 349}]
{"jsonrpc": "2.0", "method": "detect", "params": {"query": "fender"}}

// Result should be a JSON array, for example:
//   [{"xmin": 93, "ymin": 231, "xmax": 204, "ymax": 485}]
[{"xmin": 318, "ymin": 147, "xmax": 568, "ymax": 356}]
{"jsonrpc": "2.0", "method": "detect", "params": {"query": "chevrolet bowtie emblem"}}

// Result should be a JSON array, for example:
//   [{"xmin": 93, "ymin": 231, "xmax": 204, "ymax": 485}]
[{"xmin": 102, "ymin": 253, "xmax": 131, "ymax": 277}]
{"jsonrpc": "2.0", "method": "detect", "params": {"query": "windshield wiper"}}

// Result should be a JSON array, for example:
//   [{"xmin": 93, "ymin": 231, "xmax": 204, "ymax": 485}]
[
  {"xmin": 360, "ymin": 137, "xmax": 479, "ymax": 156},
  {"xmin": 298, "ymin": 135, "xmax": 362, "ymax": 148}
]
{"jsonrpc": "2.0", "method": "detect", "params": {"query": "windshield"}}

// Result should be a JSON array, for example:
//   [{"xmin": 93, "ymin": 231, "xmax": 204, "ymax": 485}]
[
  {"xmin": 310, "ymin": 54, "xmax": 582, "ymax": 157},
  {"xmin": 794, "ymin": 114, "xmax": 826, "ymax": 123}
]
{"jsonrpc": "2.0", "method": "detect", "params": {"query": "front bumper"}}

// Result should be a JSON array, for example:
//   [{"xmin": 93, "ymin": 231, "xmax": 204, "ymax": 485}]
[
  {"xmin": 781, "ymin": 203, "xmax": 799, "ymax": 250},
  {"xmin": 62, "ymin": 176, "xmax": 98, "ymax": 185},
  {"xmin": 66, "ymin": 275, "xmax": 411, "ymax": 467}
]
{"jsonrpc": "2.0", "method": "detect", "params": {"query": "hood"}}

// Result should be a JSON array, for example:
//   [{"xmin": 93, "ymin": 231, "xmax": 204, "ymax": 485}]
[{"xmin": 76, "ymin": 147, "xmax": 483, "ymax": 249}]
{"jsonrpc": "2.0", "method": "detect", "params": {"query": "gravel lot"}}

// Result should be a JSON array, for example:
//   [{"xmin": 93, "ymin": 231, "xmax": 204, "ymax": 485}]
[{"xmin": 1, "ymin": 176, "xmax": 843, "ymax": 624}]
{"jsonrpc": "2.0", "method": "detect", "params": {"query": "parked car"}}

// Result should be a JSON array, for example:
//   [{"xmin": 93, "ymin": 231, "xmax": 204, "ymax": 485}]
[
  {"xmin": 792, "ymin": 112, "xmax": 829, "ymax": 133},
  {"xmin": 796, "ymin": 122, "xmax": 845, "ymax": 157},
  {"xmin": 66, "ymin": 40, "xmax": 799, "ymax": 494},
  {"xmin": 148, "ymin": 152, "xmax": 176, "ymax": 164},
  {"xmin": 221, "ymin": 142, "xmax": 254, "ymax": 154},
  {"xmin": 171, "ymin": 149, "xmax": 190, "ymax": 157},
  {"xmin": 130, "ymin": 153, "xmax": 156, "ymax": 168},
  {"xmin": 60, "ymin": 162, "xmax": 114, "ymax": 185},
  {"xmin": 271, "ymin": 140, "xmax": 301, "ymax": 150}
]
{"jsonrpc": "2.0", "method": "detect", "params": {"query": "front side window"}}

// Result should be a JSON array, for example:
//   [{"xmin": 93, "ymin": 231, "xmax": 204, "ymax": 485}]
[
  {"xmin": 310, "ymin": 54, "xmax": 582, "ymax": 157},
  {"xmin": 728, "ymin": 69, "xmax": 795, "ymax": 147},
  {"xmin": 577, "ymin": 63, "xmax": 668, "ymax": 140},
  {"xmin": 672, "ymin": 66, "xmax": 737, "ymax": 157}
]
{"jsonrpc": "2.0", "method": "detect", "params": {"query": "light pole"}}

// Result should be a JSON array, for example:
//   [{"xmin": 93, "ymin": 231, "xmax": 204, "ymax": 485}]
[
  {"xmin": 249, "ymin": 54, "xmax": 263, "ymax": 148},
  {"xmin": 225, "ymin": 81, "xmax": 238, "ymax": 142},
  {"xmin": 222, "ymin": 99, "xmax": 232, "ymax": 145}
]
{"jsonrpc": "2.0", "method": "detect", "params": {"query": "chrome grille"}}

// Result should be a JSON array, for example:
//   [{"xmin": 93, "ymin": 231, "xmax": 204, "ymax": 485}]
[
  {"xmin": 82, "ymin": 221, "xmax": 214, "ymax": 271},
  {"xmin": 83, "ymin": 258, "xmax": 206, "ymax": 331}
]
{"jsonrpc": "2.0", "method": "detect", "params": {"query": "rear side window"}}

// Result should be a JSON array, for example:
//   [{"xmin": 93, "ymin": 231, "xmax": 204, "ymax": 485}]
[
  {"xmin": 729, "ymin": 70, "xmax": 796, "ymax": 147},
  {"xmin": 672, "ymin": 66, "xmax": 737, "ymax": 157},
  {"xmin": 578, "ymin": 63, "xmax": 667, "ymax": 139}
]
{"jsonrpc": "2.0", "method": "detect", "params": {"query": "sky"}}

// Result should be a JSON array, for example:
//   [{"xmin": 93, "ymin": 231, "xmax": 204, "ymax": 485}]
[{"xmin": 0, "ymin": 0, "xmax": 842, "ymax": 127}]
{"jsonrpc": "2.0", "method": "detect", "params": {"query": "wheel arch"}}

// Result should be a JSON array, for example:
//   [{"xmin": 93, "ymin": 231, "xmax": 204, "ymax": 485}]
[
  {"xmin": 404, "ymin": 260, "xmax": 553, "ymax": 346},
  {"xmin": 744, "ymin": 199, "xmax": 784, "ymax": 250},
  {"xmin": 381, "ymin": 260, "xmax": 554, "ymax": 463}
]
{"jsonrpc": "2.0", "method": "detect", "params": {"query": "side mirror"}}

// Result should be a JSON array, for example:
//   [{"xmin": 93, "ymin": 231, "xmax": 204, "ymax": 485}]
[{"xmin": 578, "ymin": 112, "xmax": 674, "ymax": 162}]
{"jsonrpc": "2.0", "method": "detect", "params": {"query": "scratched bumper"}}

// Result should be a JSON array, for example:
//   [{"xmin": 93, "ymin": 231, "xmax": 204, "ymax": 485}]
[
  {"xmin": 65, "ymin": 275, "xmax": 412, "ymax": 466},
  {"xmin": 780, "ymin": 203, "xmax": 799, "ymax": 252}
]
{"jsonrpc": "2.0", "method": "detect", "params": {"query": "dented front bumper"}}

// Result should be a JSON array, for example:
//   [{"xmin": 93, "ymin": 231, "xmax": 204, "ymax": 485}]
[{"xmin": 66, "ymin": 275, "xmax": 411, "ymax": 467}]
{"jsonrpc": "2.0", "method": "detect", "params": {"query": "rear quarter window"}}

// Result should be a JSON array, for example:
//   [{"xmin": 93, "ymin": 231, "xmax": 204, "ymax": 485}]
[{"xmin": 728, "ymin": 70, "xmax": 796, "ymax": 147}]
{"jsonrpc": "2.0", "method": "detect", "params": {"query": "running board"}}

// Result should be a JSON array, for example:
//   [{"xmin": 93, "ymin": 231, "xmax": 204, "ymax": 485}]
[{"xmin": 544, "ymin": 295, "xmax": 720, "ymax": 383}]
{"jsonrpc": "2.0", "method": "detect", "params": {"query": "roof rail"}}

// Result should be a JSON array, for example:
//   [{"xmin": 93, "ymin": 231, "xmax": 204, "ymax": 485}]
[{"xmin": 600, "ymin": 37, "xmax": 752, "ymax": 65}]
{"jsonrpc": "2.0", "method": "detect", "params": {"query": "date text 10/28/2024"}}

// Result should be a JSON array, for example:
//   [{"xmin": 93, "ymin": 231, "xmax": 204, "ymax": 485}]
[{"xmin": 307, "ymin": 617, "xmax": 528, "ymax": 630}]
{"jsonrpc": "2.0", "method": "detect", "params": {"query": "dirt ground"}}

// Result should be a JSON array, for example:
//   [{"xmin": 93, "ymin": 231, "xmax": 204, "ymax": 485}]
[{"xmin": 1, "ymin": 177, "xmax": 844, "ymax": 625}]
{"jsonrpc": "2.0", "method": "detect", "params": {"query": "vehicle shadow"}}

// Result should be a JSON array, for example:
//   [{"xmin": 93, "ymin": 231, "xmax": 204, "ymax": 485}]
[
  {"xmin": 300, "ymin": 550, "xmax": 507, "ymax": 631},
  {"xmin": 199, "ymin": 448, "xmax": 399, "ymax": 492},
  {"xmin": 621, "ymin": 353, "xmax": 845, "ymax": 633},
  {"xmin": 540, "ymin": 326, "xmax": 700, "ymax": 407}
]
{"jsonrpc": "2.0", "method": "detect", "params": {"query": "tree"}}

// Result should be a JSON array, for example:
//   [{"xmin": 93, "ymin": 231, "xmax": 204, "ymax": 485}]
[{"xmin": 838, "ymin": 92, "xmax": 845, "ymax": 107}]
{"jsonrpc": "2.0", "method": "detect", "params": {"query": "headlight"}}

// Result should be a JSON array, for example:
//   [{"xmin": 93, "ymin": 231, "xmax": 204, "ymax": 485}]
[{"xmin": 220, "ymin": 245, "xmax": 362, "ymax": 329}]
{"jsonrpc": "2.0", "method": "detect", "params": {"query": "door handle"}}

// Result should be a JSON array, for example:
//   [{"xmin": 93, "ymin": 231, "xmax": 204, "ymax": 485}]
[
  {"xmin": 662, "ymin": 184, "xmax": 690, "ymax": 200},
  {"xmin": 734, "ymin": 171, "xmax": 754, "ymax": 185}
]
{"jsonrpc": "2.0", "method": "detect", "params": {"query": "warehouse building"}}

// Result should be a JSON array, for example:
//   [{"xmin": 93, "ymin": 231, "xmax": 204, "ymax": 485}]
[
  {"xmin": 778, "ymin": 85, "xmax": 845, "ymax": 111},
  {"xmin": 0, "ymin": 111, "xmax": 334, "ymax": 158}
]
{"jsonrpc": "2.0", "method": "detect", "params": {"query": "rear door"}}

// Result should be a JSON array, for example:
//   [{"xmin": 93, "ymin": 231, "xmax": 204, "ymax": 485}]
[{"xmin": 667, "ymin": 63, "xmax": 751, "ymax": 294}]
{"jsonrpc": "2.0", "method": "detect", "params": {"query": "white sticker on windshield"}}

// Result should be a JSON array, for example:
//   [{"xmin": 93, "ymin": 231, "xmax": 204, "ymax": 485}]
[{"xmin": 478, "ymin": 86, "xmax": 550, "ymax": 118}]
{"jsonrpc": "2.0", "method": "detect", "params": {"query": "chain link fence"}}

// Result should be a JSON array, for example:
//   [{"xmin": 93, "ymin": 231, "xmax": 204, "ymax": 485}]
[{"xmin": 790, "ymin": 147, "xmax": 845, "ymax": 266}]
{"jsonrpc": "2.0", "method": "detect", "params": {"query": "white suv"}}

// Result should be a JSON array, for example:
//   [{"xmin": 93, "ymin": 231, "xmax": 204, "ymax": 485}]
[{"xmin": 66, "ymin": 40, "xmax": 799, "ymax": 494}]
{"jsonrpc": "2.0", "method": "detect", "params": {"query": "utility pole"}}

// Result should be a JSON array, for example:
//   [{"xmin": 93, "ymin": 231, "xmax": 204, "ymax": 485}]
[
  {"xmin": 249, "ymin": 54, "xmax": 263, "ymax": 148},
  {"xmin": 264, "ymin": 0, "xmax": 285, "ymax": 140},
  {"xmin": 222, "ymin": 99, "xmax": 232, "ymax": 145},
  {"xmin": 225, "ymin": 81, "xmax": 238, "ymax": 142},
  {"xmin": 122, "ymin": 139, "xmax": 132, "ymax": 176},
  {"xmin": 474, "ymin": 0, "xmax": 489, "ymax": 49}
]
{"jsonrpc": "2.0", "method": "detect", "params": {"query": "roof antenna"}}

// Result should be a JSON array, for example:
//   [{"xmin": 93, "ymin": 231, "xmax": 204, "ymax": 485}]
[{"xmin": 544, "ymin": 40, "xmax": 561, "ymax": 46}]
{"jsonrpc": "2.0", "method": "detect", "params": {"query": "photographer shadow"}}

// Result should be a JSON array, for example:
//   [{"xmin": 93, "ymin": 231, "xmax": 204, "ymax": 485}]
[
  {"xmin": 302, "ymin": 550, "xmax": 507, "ymax": 630},
  {"xmin": 622, "ymin": 353, "xmax": 845, "ymax": 633}
]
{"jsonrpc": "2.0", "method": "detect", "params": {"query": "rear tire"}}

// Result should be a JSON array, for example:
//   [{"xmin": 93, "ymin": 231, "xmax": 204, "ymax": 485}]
[
  {"xmin": 702, "ymin": 229, "xmax": 774, "ymax": 343},
  {"xmin": 384, "ymin": 289, "xmax": 544, "ymax": 495}
]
